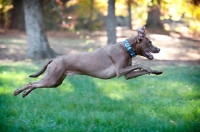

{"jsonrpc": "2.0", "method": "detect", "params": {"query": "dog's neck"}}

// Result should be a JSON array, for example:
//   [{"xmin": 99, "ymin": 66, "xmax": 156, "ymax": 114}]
[
  {"xmin": 125, "ymin": 36, "xmax": 141, "ymax": 56},
  {"xmin": 123, "ymin": 40, "xmax": 137, "ymax": 57}
]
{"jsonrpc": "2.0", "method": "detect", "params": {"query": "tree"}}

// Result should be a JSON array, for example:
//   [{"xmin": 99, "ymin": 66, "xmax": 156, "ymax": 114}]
[
  {"xmin": 127, "ymin": 0, "xmax": 133, "ymax": 30},
  {"xmin": 192, "ymin": 0, "xmax": 200, "ymax": 5},
  {"xmin": 0, "ymin": 0, "xmax": 13, "ymax": 29},
  {"xmin": 106, "ymin": 0, "xmax": 116, "ymax": 45},
  {"xmin": 23, "ymin": 0, "xmax": 56, "ymax": 60},
  {"xmin": 145, "ymin": 0, "xmax": 164, "ymax": 30},
  {"xmin": 10, "ymin": 0, "xmax": 25, "ymax": 30},
  {"xmin": 86, "ymin": 0, "xmax": 94, "ymax": 31}
]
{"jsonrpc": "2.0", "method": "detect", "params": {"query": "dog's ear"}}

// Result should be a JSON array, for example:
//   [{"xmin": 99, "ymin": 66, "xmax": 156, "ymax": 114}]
[
  {"xmin": 141, "ymin": 26, "xmax": 145, "ymax": 34},
  {"xmin": 137, "ymin": 26, "xmax": 146, "ymax": 41},
  {"xmin": 141, "ymin": 26, "xmax": 145, "ymax": 31}
]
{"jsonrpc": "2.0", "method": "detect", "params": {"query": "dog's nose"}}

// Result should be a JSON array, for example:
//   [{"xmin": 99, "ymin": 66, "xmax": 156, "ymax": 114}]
[{"xmin": 156, "ymin": 48, "xmax": 160, "ymax": 52}]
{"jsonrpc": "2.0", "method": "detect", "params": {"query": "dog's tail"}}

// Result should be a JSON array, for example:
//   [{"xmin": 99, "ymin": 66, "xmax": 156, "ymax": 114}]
[{"xmin": 29, "ymin": 60, "xmax": 53, "ymax": 78}]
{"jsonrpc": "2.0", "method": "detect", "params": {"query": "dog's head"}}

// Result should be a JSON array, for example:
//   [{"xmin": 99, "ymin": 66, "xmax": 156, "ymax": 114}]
[
  {"xmin": 135, "ymin": 37, "xmax": 160, "ymax": 60},
  {"xmin": 126, "ymin": 26, "xmax": 160, "ymax": 60},
  {"xmin": 129, "ymin": 26, "xmax": 160, "ymax": 60}
]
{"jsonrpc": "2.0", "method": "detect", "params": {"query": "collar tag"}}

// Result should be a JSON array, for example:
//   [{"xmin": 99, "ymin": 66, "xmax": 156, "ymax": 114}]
[{"xmin": 123, "ymin": 40, "xmax": 137, "ymax": 58}]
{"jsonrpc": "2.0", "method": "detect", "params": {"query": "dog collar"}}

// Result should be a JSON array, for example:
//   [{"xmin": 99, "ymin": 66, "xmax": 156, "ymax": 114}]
[{"xmin": 123, "ymin": 39, "xmax": 137, "ymax": 58}]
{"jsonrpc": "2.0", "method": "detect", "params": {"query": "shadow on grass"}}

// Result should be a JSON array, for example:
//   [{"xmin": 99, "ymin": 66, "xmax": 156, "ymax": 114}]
[{"xmin": 0, "ymin": 63, "xmax": 200, "ymax": 132}]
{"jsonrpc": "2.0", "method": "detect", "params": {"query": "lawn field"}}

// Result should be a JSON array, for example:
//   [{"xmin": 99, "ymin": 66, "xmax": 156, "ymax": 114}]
[{"xmin": 0, "ymin": 62, "xmax": 200, "ymax": 132}]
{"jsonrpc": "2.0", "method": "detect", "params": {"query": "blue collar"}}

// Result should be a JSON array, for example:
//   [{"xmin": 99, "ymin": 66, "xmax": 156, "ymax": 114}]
[{"xmin": 123, "ymin": 40, "xmax": 137, "ymax": 58}]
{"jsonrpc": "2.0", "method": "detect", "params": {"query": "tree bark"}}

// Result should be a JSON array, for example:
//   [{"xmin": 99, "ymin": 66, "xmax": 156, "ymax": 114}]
[
  {"xmin": 0, "ymin": 0, "xmax": 5, "ymax": 29},
  {"xmin": 106, "ymin": 0, "xmax": 116, "ymax": 45},
  {"xmin": 127, "ymin": 0, "xmax": 132, "ymax": 30},
  {"xmin": 145, "ymin": 5, "xmax": 164, "ymax": 29},
  {"xmin": 23, "ymin": 0, "xmax": 56, "ymax": 60},
  {"xmin": 86, "ymin": 0, "xmax": 94, "ymax": 31},
  {"xmin": 10, "ymin": 0, "xmax": 25, "ymax": 30},
  {"xmin": 145, "ymin": 0, "xmax": 164, "ymax": 29}
]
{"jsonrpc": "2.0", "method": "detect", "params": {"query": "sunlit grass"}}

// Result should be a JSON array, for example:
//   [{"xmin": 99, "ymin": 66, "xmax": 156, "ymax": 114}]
[{"xmin": 0, "ymin": 62, "xmax": 200, "ymax": 132}]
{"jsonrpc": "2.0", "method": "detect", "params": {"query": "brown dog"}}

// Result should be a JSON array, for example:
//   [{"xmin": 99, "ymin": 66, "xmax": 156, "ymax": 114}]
[{"xmin": 14, "ymin": 26, "xmax": 162, "ymax": 98}]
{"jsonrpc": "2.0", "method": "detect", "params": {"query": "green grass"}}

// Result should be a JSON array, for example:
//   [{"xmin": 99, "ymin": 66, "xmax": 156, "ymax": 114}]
[{"xmin": 0, "ymin": 62, "xmax": 200, "ymax": 132}]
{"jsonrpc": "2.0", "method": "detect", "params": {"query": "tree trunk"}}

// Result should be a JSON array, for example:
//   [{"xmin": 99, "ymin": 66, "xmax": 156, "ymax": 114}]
[
  {"xmin": 0, "ymin": 0, "xmax": 5, "ymax": 29},
  {"xmin": 106, "ymin": 0, "xmax": 116, "ymax": 45},
  {"xmin": 145, "ymin": 0, "xmax": 164, "ymax": 29},
  {"xmin": 127, "ymin": 0, "xmax": 132, "ymax": 30},
  {"xmin": 23, "ymin": 0, "xmax": 56, "ymax": 60},
  {"xmin": 10, "ymin": 0, "xmax": 25, "ymax": 30},
  {"xmin": 86, "ymin": 0, "xmax": 94, "ymax": 31},
  {"xmin": 145, "ymin": 5, "xmax": 164, "ymax": 29}
]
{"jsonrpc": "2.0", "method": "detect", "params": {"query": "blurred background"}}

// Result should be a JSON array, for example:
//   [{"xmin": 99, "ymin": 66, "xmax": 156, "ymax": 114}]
[
  {"xmin": 1, "ymin": 0, "xmax": 200, "ymax": 33},
  {"xmin": 1, "ymin": 0, "xmax": 199, "ymax": 33},
  {"xmin": 0, "ymin": 0, "xmax": 200, "ymax": 61},
  {"xmin": 0, "ymin": 1, "xmax": 200, "ymax": 131}
]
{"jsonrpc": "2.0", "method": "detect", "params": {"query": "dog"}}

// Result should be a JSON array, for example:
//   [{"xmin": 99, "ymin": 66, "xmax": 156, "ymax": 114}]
[{"xmin": 14, "ymin": 26, "xmax": 163, "ymax": 98}]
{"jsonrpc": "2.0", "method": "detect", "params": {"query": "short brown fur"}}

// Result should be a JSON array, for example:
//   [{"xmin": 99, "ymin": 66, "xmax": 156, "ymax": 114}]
[{"xmin": 14, "ymin": 26, "xmax": 162, "ymax": 98}]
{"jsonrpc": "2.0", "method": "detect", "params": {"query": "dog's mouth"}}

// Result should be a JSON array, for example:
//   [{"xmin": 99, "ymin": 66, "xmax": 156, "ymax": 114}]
[{"xmin": 145, "ymin": 51, "xmax": 154, "ymax": 60}]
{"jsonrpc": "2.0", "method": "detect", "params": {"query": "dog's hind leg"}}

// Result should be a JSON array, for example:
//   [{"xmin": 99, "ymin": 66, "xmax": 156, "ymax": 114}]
[
  {"xmin": 14, "ymin": 81, "xmax": 44, "ymax": 97},
  {"xmin": 14, "ymin": 63, "xmax": 67, "ymax": 97},
  {"xmin": 14, "ymin": 82, "xmax": 34, "ymax": 96},
  {"xmin": 21, "ymin": 72, "xmax": 67, "ymax": 98},
  {"xmin": 21, "ymin": 73, "xmax": 67, "ymax": 98}
]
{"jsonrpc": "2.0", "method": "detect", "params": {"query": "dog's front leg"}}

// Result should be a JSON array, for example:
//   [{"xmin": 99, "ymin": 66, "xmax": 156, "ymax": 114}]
[
  {"xmin": 125, "ymin": 69, "xmax": 163, "ymax": 80},
  {"xmin": 116, "ymin": 64, "xmax": 152, "ymax": 77},
  {"xmin": 124, "ymin": 69, "xmax": 149, "ymax": 80}
]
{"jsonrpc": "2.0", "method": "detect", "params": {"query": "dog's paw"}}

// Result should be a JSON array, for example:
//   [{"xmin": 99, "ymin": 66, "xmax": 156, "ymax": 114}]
[
  {"xmin": 14, "ymin": 89, "xmax": 20, "ymax": 96},
  {"xmin": 152, "ymin": 70, "xmax": 163, "ymax": 75}
]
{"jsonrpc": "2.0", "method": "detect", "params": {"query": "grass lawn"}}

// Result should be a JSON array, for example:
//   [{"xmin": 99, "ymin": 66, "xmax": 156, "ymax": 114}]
[{"xmin": 0, "ymin": 62, "xmax": 200, "ymax": 132}]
